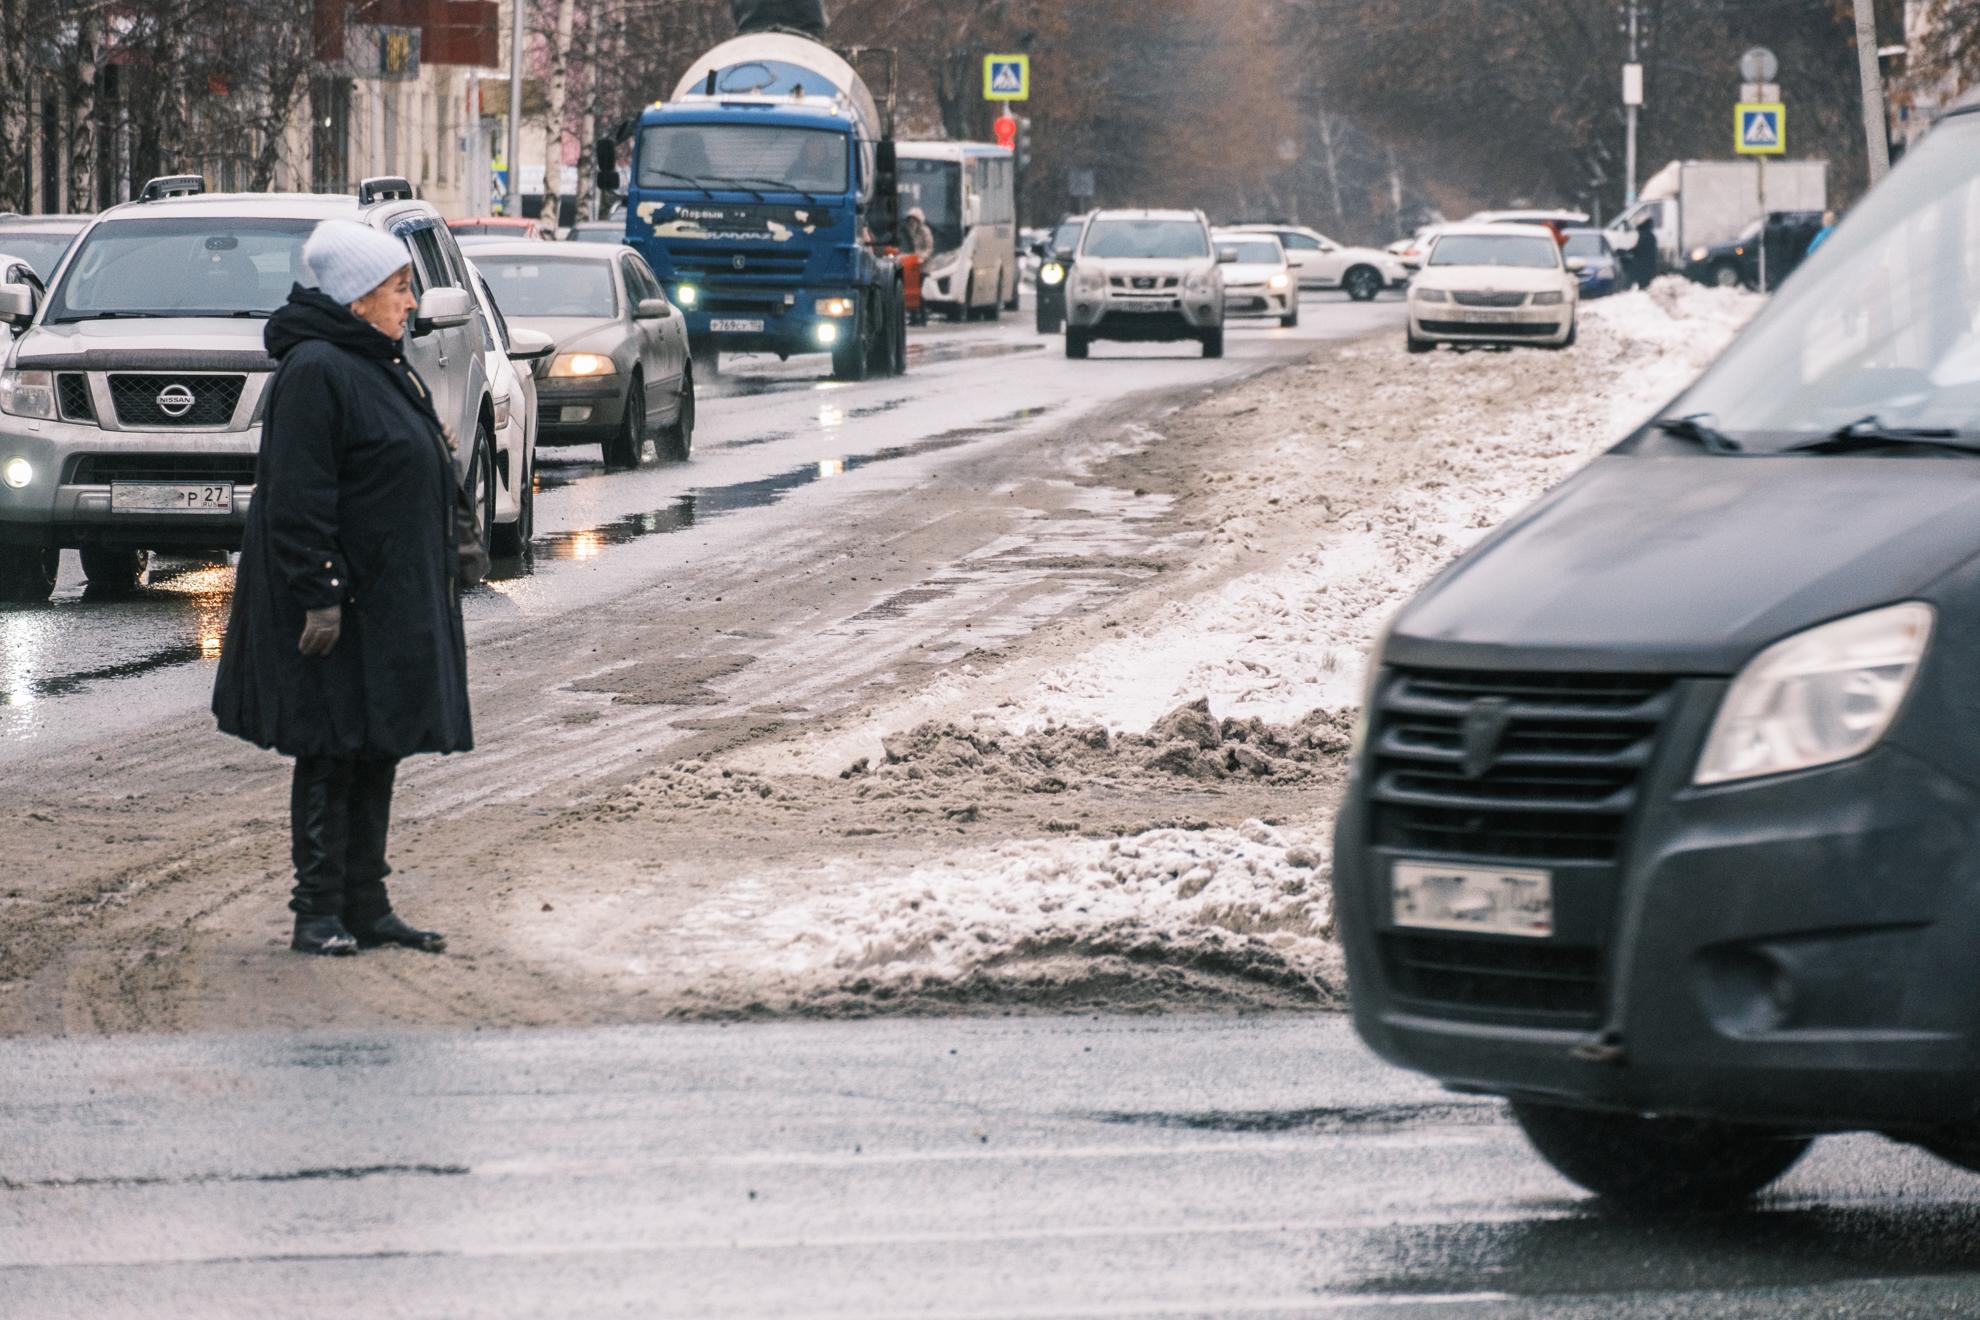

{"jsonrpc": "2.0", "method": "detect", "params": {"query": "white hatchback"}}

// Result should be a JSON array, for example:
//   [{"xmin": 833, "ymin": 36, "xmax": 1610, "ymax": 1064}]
[
  {"xmin": 1406, "ymin": 224, "xmax": 1580, "ymax": 353},
  {"xmin": 1224, "ymin": 223, "xmax": 1406, "ymax": 300},
  {"xmin": 1212, "ymin": 230, "xmax": 1298, "ymax": 327}
]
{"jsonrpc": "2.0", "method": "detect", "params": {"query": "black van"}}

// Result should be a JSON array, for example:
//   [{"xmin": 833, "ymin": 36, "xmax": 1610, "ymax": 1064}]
[{"xmin": 1333, "ymin": 92, "xmax": 1980, "ymax": 1210}]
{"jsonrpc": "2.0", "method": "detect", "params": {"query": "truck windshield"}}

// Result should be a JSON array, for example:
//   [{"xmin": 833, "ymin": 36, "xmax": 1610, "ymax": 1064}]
[
  {"xmin": 47, "ymin": 217, "xmax": 315, "ymax": 321},
  {"xmin": 637, "ymin": 124, "xmax": 848, "ymax": 194},
  {"xmin": 1082, "ymin": 220, "xmax": 1209, "ymax": 260},
  {"xmin": 475, "ymin": 258, "xmax": 619, "ymax": 318},
  {"xmin": 1428, "ymin": 235, "xmax": 1560, "ymax": 268},
  {"xmin": 1671, "ymin": 120, "xmax": 1980, "ymax": 450},
  {"xmin": 897, "ymin": 159, "xmax": 960, "ymax": 230}
]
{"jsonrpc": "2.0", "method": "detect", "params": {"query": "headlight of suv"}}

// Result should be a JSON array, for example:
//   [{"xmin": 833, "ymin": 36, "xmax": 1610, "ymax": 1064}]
[
  {"xmin": 1414, "ymin": 288, "xmax": 1449, "ymax": 303},
  {"xmin": 1071, "ymin": 266, "xmax": 1105, "ymax": 295},
  {"xmin": 1184, "ymin": 267, "xmax": 1218, "ymax": 296},
  {"xmin": 549, "ymin": 352, "xmax": 617, "ymax": 378},
  {"xmin": 1531, "ymin": 291, "xmax": 1565, "ymax": 306},
  {"xmin": 0, "ymin": 369, "xmax": 56, "ymax": 420},
  {"xmin": 1695, "ymin": 602, "xmax": 1934, "ymax": 786}
]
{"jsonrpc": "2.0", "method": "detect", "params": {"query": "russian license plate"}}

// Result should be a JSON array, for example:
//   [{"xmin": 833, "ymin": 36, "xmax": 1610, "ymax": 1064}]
[
  {"xmin": 110, "ymin": 482, "xmax": 234, "ymax": 514},
  {"xmin": 1392, "ymin": 861, "xmax": 1553, "ymax": 938},
  {"xmin": 1462, "ymin": 310, "xmax": 1513, "ymax": 324},
  {"xmin": 709, "ymin": 318, "xmax": 764, "ymax": 333}
]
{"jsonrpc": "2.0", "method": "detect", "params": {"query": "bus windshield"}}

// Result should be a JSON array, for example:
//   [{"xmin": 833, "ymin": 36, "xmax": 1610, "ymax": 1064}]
[
  {"xmin": 897, "ymin": 159, "xmax": 960, "ymax": 231},
  {"xmin": 636, "ymin": 124, "xmax": 849, "ymax": 194}
]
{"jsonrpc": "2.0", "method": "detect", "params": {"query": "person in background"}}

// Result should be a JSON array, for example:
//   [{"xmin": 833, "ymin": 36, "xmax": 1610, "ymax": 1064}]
[
  {"xmin": 1807, "ymin": 209, "xmax": 1839, "ymax": 255},
  {"xmin": 213, "ymin": 220, "xmax": 472, "ymax": 957},
  {"xmin": 1630, "ymin": 214, "xmax": 1660, "ymax": 289},
  {"xmin": 903, "ymin": 206, "xmax": 936, "ymax": 267}
]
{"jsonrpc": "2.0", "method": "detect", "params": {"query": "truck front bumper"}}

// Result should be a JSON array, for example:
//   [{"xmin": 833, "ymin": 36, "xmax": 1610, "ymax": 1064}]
[
  {"xmin": 1336, "ymin": 673, "xmax": 1980, "ymax": 1134},
  {"xmin": 685, "ymin": 290, "xmax": 857, "ymax": 358}
]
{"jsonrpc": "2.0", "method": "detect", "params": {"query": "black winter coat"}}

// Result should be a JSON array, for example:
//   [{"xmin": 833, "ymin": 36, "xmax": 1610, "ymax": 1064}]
[{"xmin": 212, "ymin": 286, "xmax": 473, "ymax": 759}]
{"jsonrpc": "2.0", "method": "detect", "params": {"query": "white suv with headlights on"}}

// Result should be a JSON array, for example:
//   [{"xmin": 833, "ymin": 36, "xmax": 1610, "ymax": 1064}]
[
  {"xmin": 1405, "ymin": 223, "xmax": 1580, "ymax": 353},
  {"xmin": 1063, "ymin": 209, "xmax": 1227, "ymax": 359},
  {"xmin": 0, "ymin": 175, "xmax": 519, "ymax": 602}
]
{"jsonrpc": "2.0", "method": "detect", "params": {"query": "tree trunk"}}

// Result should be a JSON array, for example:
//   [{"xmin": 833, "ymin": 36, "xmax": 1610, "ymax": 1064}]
[
  {"xmin": 0, "ymin": 0, "xmax": 28, "ymax": 211},
  {"xmin": 69, "ymin": 8, "xmax": 101, "ymax": 213},
  {"xmin": 1315, "ymin": 108, "xmax": 1345, "ymax": 230},
  {"xmin": 540, "ymin": 0, "xmax": 578, "ymax": 228}
]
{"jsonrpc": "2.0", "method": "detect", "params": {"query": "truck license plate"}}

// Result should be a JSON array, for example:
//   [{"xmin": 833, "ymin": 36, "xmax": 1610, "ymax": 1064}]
[
  {"xmin": 709, "ymin": 318, "xmax": 764, "ymax": 333},
  {"xmin": 1392, "ymin": 861, "xmax": 1553, "ymax": 938},
  {"xmin": 110, "ymin": 482, "xmax": 234, "ymax": 513}
]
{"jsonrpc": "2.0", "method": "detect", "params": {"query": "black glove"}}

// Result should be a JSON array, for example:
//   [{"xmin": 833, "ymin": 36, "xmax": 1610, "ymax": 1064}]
[{"xmin": 298, "ymin": 605, "xmax": 342, "ymax": 657}]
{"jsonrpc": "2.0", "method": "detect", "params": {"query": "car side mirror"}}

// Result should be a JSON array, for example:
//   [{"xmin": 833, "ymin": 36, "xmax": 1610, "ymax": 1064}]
[
  {"xmin": 0, "ymin": 284, "xmax": 33, "ymax": 327},
  {"xmin": 1216, "ymin": 247, "xmax": 1239, "ymax": 264},
  {"xmin": 635, "ymin": 297, "xmax": 671, "ymax": 320},
  {"xmin": 507, "ymin": 327, "xmax": 556, "ymax": 362},
  {"xmin": 413, "ymin": 286, "xmax": 474, "ymax": 336},
  {"xmin": 1565, "ymin": 257, "xmax": 1589, "ymax": 273}
]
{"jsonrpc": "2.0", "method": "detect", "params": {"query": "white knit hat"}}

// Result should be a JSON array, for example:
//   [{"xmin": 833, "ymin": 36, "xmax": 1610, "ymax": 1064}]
[{"xmin": 304, "ymin": 219, "xmax": 413, "ymax": 305}]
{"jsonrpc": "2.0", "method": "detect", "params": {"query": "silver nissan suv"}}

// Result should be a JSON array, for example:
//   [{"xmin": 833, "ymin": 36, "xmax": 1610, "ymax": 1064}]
[
  {"xmin": 1062, "ymin": 208, "xmax": 1229, "ymax": 360},
  {"xmin": 0, "ymin": 175, "xmax": 510, "ymax": 603}
]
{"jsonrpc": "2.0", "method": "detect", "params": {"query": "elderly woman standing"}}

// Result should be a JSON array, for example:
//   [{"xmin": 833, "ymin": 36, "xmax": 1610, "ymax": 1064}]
[{"xmin": 214, "ymin": 220, "xmax": 472, "ymax": 956}]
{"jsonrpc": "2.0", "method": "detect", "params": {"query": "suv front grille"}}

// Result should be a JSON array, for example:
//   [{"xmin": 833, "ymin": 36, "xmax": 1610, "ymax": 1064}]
[
  {"xmin": 57, "ymin": 373, "xmax": 95, "ymax": 422},
  {"xmin": 1110, "ymin": 275, "xmax": 1180, "ymax": 290},
  {"xmin": 1381, "ymin": 933, "xmax": 1604, "ymax": 1027},
  {"xmin": 1368, "ymin": 667, "xmax": 1672, "ymax": 865},
  {"xmin": 68, "ymin": 454, "xmax": 259, "ymax": 484},
  {"xmin": 108, "ymin": 374, "xmax": 246, "ymax": 427}
]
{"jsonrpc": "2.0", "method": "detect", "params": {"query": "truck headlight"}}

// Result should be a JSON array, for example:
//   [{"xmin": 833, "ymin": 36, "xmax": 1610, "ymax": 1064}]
[
  {"xmin": 1039, "ymin": 262, "xmax": 1066, "ymax": 287},
  {"xmin": 1695, "ymin": 602, "xmax": 1934, "ymax": 786},
  {"xmin": 814, "ymin": 297, "xmax": 856, "ymax": 317},
  {"xmin": 549, "ymin": 352, "xmax": 616, "ymax": 378},
  {"xmin": 0, "ymin": 369, "xmax": 56, "ymax": 420},
  {"xmin": 1267, "ymin": 272, "xmax": 1291, "ymax": 291},
  {"xmin": 675, "ymin": 284, "xmax": 699, "ymax": 308}
]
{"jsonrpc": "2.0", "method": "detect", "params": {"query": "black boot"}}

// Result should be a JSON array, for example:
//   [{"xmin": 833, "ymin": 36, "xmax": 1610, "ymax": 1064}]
[
  {"xmin": 351, "ymin": 912, "xmax": 446, "ymax": 953},
  {"xmin": 342, "ymin": 757, "xmax": 400, "ymax": 932},
  {"xmin": 292, "ymin": 913, "xmax": 359, "ymax": 955}
]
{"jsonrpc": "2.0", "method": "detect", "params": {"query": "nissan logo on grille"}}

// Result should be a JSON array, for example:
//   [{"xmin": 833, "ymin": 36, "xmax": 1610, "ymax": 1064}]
[
  {"xmin": 156, "ymin": 383, "xmax": 196, "ymax": 418},
  {"xmin": 1460, "ymin": 696, "xmax": 1513, "ymax": 779}
]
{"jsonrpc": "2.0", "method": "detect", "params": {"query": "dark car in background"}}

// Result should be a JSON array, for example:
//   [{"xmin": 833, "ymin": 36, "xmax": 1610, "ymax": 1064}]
[
  {"xmin": 1561, "ymin": 228, "xmax": 1621, "ymax": 299},
  {"xmin": 472, "ymin": 241, "xmax": 694, "ymax": 468},
  {"xmin": 1031, "ymin": 213, "xmax": 1087, "ymax": 334},
  {"xmin": 1683, "ymin": 210, "xmax": 1824, "ymax": 290},
  {"xmin": 0, "ymin": 215, "xmax": 91, "ymax": 282}
]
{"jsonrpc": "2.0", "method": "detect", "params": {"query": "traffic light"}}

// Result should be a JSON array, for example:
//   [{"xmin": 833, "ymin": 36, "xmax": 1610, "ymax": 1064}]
[
  {"xmin": 593, "ymin": 136, "xmax": 621, "ymax": 193},
  {"xmin": 1016, "ymin": 115, "xmax": 1033, "ymax": 171},
  {"xmin": 993, "ymin": 112, "xmax": 1018, "ymax": 150}
]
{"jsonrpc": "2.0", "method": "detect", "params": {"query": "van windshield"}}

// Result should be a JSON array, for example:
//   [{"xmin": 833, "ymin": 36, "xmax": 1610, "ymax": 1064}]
[
  {"xmin": 1672, "ymin": 120, "xmax": 1980, "ymax": 450},
  {"xmin": 47, "ymin": 218, "xmax": 315, "ymax": 321},
  {"xmin": 1082, "ymin": 219, "xmax": 1209, "ymax": 260}
]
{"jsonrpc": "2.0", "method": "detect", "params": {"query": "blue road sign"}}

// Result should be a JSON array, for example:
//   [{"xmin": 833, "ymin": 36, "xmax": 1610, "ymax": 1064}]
[
  {"xmin": 984, "ymin": 55, "xmax": 1029, "ymax": 101},
  {"xmin": 1736, "ymin": 103, "xmax": 1785, "ymax": 155}
]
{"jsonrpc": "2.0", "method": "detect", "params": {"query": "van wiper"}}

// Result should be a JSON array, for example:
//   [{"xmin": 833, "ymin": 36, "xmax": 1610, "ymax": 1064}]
[
  {"xmin": 1650, "ymin": 414, "xmax": 1743, "ymax": 453},
  {"xmin": 1780, "ymin": 416, "xmax": 1980, "ymax": 456}
]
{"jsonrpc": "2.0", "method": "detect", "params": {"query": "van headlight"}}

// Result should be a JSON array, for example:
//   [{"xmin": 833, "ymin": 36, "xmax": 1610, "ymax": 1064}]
[
  {"xmin": 1695, "ymin": 602, "xmax": 1934, "ymax": 785},
  {"xmin": 0, "ymin": 369, "xmax": 56, "ymax": 420}
]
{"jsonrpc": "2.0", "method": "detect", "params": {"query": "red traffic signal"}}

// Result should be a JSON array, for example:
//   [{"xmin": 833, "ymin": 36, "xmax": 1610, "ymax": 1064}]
[{"xmin": 993, "ymin": 114, "xmax": 1018, "ymax": 149}]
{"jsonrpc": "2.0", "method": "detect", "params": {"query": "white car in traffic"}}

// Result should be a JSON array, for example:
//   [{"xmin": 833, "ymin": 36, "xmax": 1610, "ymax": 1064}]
[
  {"xmin": 464, "ymin": 261, "xmax": 556, "ymax": 555},
  {"xmin": 1406, "ymin": 223, "xmax": 1579, "ymax": 353},
  {"xmin": 1223, "ymin": 223, "xmax": 1405, "ymax": 300},
  {"xmin": 1064, "ymin": 209, "xmax": 1228, "ymax": 359},
  {"xmin": 1212, "ymin": 230, "xmax": 1298, "ymax": 327}
]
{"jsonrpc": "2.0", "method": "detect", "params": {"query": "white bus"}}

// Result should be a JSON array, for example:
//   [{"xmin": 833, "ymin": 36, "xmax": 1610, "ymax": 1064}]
[{"xmin": 896, "ymin": 141, "xmax": 1017, "ymax": 321}]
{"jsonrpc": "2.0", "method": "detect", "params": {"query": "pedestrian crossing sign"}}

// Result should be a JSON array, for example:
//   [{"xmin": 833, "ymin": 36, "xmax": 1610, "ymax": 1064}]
[
  {"xmin": 1736, "ymin": 103, "xmax": 1785, "ymax": 155},
  {"xmin": 984, "ymin": 55, "xmax": 1029, "ymax": 102}
]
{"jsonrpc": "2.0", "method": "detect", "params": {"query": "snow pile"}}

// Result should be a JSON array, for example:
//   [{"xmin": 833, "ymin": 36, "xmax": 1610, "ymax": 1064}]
[
  {"xmin": 1010, "ymin": 279, "xmax": 1763, "ymax": 731},
  {"xmin": 677, "ymin": 819, "xmax": 1340, "ymax": 1010}
]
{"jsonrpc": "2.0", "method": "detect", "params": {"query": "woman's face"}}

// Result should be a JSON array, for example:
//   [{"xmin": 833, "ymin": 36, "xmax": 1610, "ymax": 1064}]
[{"xmin": 350, "ymin": 265, "xmax": 417, "ymax": 342}]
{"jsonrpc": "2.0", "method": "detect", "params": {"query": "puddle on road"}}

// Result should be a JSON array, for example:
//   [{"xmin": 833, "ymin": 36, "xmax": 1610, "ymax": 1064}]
[{"xmin": 532, "ymin": 406, "xmax": 1051, "ymax": 562}]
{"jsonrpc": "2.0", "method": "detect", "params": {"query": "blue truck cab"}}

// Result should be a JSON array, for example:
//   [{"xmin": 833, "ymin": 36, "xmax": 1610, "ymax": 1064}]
[{"xmin": 625, "ymin": 34, "xmax": 906, "ymax": 381}]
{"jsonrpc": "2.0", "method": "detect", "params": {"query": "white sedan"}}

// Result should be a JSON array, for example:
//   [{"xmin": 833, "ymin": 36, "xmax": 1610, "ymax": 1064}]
[
  {"xmin": 1212, "ymin": 231, "xmax": 1298, "ymax": 327},
  {"xmin": 1223, "ymin": 223, "xmax": 1406, "ymax": 300},
  {"xmin": 1406, "ymin": 224, "xmax": 1580, "ymax": 353},
  {"xmin": 464, "ymin": 261, "xmax": 556, "ymax": 555}
]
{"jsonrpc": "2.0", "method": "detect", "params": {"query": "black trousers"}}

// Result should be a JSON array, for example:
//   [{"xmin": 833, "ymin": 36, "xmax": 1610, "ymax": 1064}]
[{"xmin": 289, "ymin": 755, "xmax": 399, "ymax": 925}]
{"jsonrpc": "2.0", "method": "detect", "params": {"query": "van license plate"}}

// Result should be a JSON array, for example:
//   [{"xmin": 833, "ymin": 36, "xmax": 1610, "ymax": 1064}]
[
  {"xmin": 709, "ymin": 318, "xmax": 764, "ymax": 333},
  {"xmin": 110, "ymin": 482, "xmax": 234, "ymax": 513},
  {"xmin": 1392, "ymin": 861, "xmax": 1553, "ymax": 938}
]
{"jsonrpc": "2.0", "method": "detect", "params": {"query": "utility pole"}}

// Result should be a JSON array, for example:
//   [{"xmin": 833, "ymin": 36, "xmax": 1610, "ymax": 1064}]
[
  {"xmin": 507, "ymin": 0, "xmax": 525, "ymax": 216},
  {"xmin": 1622, "ymin": 0, "xmax": 1642, "ymax": 207},
  {"xmin": 1852, "ymin": 0, "xmax": 1890, "ymax": 185}
]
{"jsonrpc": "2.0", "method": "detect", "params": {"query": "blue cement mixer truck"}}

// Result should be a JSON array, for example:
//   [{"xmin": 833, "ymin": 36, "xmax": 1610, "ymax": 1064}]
[{"xmin": 624, "ymin": 4, "xmax": 908, "ymax": 381}]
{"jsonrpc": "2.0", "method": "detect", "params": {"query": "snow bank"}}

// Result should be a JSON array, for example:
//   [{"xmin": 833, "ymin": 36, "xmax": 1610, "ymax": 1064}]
[{"xmin": 1012, "ymin": 278, "xmax": 1763, "ymax": 731}]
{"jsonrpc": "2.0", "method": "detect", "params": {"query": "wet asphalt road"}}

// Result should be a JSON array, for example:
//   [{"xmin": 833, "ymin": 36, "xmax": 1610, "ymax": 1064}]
[
  {"xmin": 0, "ymin": 292, "xmax": 1401, "ymax": 748},
  {"xmin": 6, "ymin": 1014, "xmax": 1980, "ymax": 1318}
]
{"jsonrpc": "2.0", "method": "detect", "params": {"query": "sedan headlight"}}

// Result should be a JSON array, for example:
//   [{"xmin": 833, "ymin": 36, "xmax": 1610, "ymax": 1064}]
[
  {"xmin": 1413, "ymin": 288, "xmax": 1449, "ymax": 303},
  {"xmin": 1531, "ymin": 291, "xmax": 1566, "ymax": 306},
  {"xmin": 1039, "ymin": 262, "xmax": 1066, "ymax": 287},
  {"xmin": 0, "ymin": 369, "xmax": 56, "ymax": 420},
  {"xmin": 1267, "ymin": 272, "xmax": 1291, "ymax": 291},
  {"xmin": 492, "ymin": 391, "xmax": 512, "ymax": 431},
  {"xmin": 1695, "ymin": 602, "xmax": 1934, "ymax": 786},
  {"xmin": 549, "ymin": 352, "xmax": 616, "ymax": 378}
]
